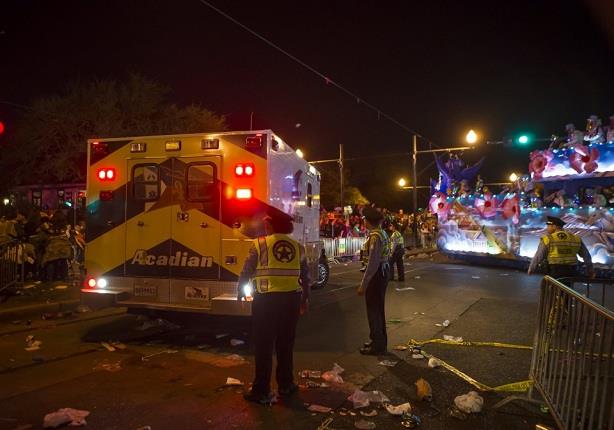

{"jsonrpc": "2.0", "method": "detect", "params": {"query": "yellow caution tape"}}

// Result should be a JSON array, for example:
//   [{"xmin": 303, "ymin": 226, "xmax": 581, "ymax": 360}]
[
  {"xmin": 408, "ymin": 339, "xmax": 534, "ymax": 393},
  {"xmin": 408, "ymin": 338, "xmax": 532, "ymax": 350}
]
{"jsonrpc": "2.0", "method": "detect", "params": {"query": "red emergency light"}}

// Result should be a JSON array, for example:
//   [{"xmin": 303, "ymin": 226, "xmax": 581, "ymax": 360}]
[
  {"xmin": 97, "ymin": 168, "xmax": 116, "ymax": 181},
  {"xmin": 236, "ymin": 188, "xmax": 252, "ymax": 200},
  {"xmin": 234, "ymin": 163, "xmax": 255, "ymax": 177}
]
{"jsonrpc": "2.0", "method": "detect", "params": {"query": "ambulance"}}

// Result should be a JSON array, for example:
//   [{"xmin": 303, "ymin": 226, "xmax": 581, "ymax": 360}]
[{"xmin": 81, "ymin": 130, "xmax": 328, "ymax": 316}]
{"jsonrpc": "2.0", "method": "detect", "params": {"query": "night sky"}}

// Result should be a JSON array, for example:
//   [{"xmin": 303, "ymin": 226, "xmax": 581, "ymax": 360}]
[{"xmin": 2, "ymin": 0, "xmax": 614, "ymax": 209}]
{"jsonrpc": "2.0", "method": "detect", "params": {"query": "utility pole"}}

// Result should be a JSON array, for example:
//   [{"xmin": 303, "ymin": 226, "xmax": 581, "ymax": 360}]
[
  {"xmin": 412, "ymin": 134, "xmax": 418, "ymax": 247},
  {"xmin": 339, "ymin": 144, "xmax": 344, "ymax": 209}
]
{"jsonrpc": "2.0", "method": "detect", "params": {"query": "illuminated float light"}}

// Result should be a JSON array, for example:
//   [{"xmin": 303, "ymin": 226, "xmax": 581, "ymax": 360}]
[{"xmin": 236, "ymin": 188, "xmax": 252, "ymax": 200}]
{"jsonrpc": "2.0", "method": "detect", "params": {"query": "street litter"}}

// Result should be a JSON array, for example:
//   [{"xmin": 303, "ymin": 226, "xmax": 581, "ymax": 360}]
[
  {"xmin": 53, "ymin": 285, "xmax": 68, "ymax": 290},
  {"xmin": 42, "ymin": 311, "xmax": 73, "ymax": 320},
  {"xmin": 23, "ymin": 283, "xmax": 37, "ymax": 289},
  {"xmin": 387, "ymin": 318, "xmax": 402, "ymax": 324},
  {"xmin": 360, "ymin": 410, "xmax": 378, "ymax": 417},
  {"xmin": 378, "ymin": 360, "xmax": 397, "ymax": 367},
  {"xmin": 300, "ymin": 370, "xmax": 322, "ymax": 379},
  {"xmin": 535, "ymin": 425, "xmax": 554, "ymax": 430},
  {"xmin": 395, "ymin": 287, "xmax": 415, "ymax": 291},
  {"xmin": 393, "ymin": 345, "xmax": 408, "ymax": 351},
  {"xmin": 307, "ymin": 404, "xmax": 332, "ymax": 413},
  {"xmin": 384, "ymin": 402, "xmax": 411, "ymax": 415},
  {"xmin": 25, "ymin": 336, "xmax": 42, "ymax": 352},
  {"xmin": 428, "ymin": 357, "xmax": 441, "ymax": 368},
  {"xmin": 413, "ymin": 275, "xmax": 421, "ymax": 279},
  {"xmin": 442, "ymin": 320, "xmax": 450, "ymax": 327},
  {"xmin": 43, "ymin": 408, "xmax": 90, "ymax": 428},
  {"xmin": 141, "ymin": 349, "xmax": 179, "ymax": 361},
  {"xmin": 93, "ymin": 360, "xmax": 122, "ymax": 372},
  {"xmin": 322, "ymin": 363, "xmax": 344, "ymax": 383},
  {"xmin": 215, "ymin": 333, "xmax": 229, "ymax": 339},
  {"xmin": 304, "ymin": 381, "xmax": 330, "ymax": 388},
  {"xmin": 411, "ymin": 354, "xmax": 424, "ymax": 360},
  {"xmin": 101, "ymin": 342, "xmax": 116, "ymax": 352},
  {"xmin": 230, "ymin": 339, "xmax": 245, "ymax": 346},
  {"xmin": 354, "ymin": 419, "xmax": 376, "ymax": 429},
  {"xmin": 225, "ymin": 377, "xmax": 243, "ymax": 386},
  {"xmin": 11, "ymin": 320, "xmax": 22, "ymax": 324},
  {"xmin": 471, "ymin": 276, "xmax": 481, "ymax": 279},
  {"xmin": 443, "ymin": 335, "xmax": 463, "ymax": 342},
  {"xmin": 316, "ymin": 417, "xmax": 334, "ymax": 430},
  {"xmin": 454, "ymin": 391, "xmax": 484, "ymax": 413},
  {"xmin": 415, "ymin": 378, "xmax": 432, "ymax": 401},
  {"xmin": 226, "ymin": 354, "xmax": 245, "ymax": 361},
  {"xmin": 401, "ymin": 414, "xmax": 422, "ymax": 428},
  {"xmin": 347, "ymin": 390, "xmax": 390, "ymax": 409},
  {"xmin": 449, "ymin": 407, "xmax": 468, "ymax": 420}
]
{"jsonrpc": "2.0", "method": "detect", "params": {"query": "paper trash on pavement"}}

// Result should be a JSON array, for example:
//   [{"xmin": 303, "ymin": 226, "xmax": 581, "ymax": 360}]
[
  {"xmin": 348, "ymin": 390, "xmax": 390, "ymax": 409},
  {"xmin": 43, "ymin": 408, "xmax": 90, "ymax": 428},
  {"xmin": 415, "ymin": 378, "xmax": 432, "ymax": 401},
  {"xmin": 411, "ymin": 354, "xmax": 424, "ymax": 360},
  {"xmin": 25, "ymin": 336, "xmax": 42, "ymax": 351},
  {"xmin": 378, "ymin": 360, "xmax": 397, "ymax": 367},
  {"xmin": 393, "ymin": 345, "xmax": 408, "ymax": 351},
  {"xmin": 443, "ymin": 335, "xmax": 463, "ymax": 342},
  {"xmin": 321, "ymin": 363, "xmax": 344, "ymax": 383},
  {"xmin": 442, "ymin": 319, "xmax": 450, "ymax": 327},
  {"xmin": 428, "ymin": 357, "xmax": 441, "ymax": 368},
  {"xmin": 395, "ymin": 287, "xmax": 415, "ymax": 291},
  {"xmin": 225, "ymin": 377, "xmax": 243, "ymax": 386},
  {"xmin": 307, "ymin": 404, "xmax": 332, "ymax": 413},
  {"xmin": 300, "ymin": 370, "xmax": 322, "ymax": 379},
  {"xmin": 384, "ymin": 402, "xmax": 411, "ymax": 416},
  {"xmin": 454, "ymin": 391, "xmax": 484, "ymax": 413}
]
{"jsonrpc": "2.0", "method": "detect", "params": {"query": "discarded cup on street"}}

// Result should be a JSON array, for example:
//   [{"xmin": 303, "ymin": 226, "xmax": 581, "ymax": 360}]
[
  {"xmin": 384, "ymin": 402, "xmax": 411, "ymax": 416},
  {"xmin": 427, "ymin": 357, "xmax": 441, "ymax": 368},
  {"xmin": 454, "ymin": 391, "xmax": 484, "ymax": 413},
  {"xmin": 415, "ymin": 378, "xmax": 432, "ymax": 401},
  {"xmin": 442, "ymin": 320, "xmax": 450, "ymax": 327},
  {"xmin": 354, "ymin": 419, "xmax": 376, "ymax": 429},
  {"xmin": 322, "ymin": 363, "xmax": 344, "ymax": 383}
]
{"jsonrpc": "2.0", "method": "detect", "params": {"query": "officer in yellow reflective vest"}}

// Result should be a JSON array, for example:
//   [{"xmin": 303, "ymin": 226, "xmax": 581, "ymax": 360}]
[
  {"xmin": 358, "ymin": 207, "xmax": 391, "ymax": 355},
  {"xmin": 388, "ymin": 222, "xmax": 405, "ymax": 281},
  {"xmin": 238, "ymin": 214, "xmax": 310, "ymax": 404},
  {"xmin": 528, "ymin": 216, "xmax": 594, "ymax": 281}
]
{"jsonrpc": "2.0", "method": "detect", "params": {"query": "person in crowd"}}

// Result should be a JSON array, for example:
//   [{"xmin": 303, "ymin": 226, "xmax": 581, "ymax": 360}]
[
  {"xmin": 387, "ymin": 223, "xmax": 405, "ymax": 281},
  {"xmin": 238, "ymin": 214, "xmax": 310, "ymax": 404},
  {"xmin": 358, "ymin": 207, "xmax": 390, "ymax": 355}
]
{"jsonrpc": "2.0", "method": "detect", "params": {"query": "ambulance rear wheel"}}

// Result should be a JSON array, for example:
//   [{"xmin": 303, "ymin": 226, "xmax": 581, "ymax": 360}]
[{"xmin": 314, "ymin": 262, "xmax": 329, "ymax": 289}]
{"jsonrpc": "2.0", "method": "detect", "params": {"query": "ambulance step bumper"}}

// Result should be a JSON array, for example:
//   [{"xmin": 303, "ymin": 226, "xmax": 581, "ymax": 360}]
[{"xmin": 81, "ymin": 288, "xmax": 129, "ymax": 311}]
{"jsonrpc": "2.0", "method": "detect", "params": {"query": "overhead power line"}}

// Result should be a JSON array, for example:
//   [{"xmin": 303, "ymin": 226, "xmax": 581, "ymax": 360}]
[{"xmin": 196, "ymin": 0, "xmax": 436, "ymax": 146}]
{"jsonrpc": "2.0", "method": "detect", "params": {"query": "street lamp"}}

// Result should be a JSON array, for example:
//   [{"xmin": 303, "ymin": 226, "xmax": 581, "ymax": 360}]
[
  {"xmin": 398, "ymin": 178, "xmax": 407, "ymax": 188},
  {"xmin": 296, "ymin": 149, "xmax": 304, "ymax": 158},
  {"xmin": 509, "ymin": 172, "xmax": 518, "ymax": 182},
  {"xmin": 466, "ymin": 130, "xmax": 478, "ymax": 144}
]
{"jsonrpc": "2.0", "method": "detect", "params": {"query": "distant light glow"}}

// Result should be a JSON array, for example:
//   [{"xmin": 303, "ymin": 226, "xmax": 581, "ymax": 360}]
[
  {"xmin": 296, "ymin": 149, "xmax": 304, "ymax": 158},
  {"xmin": 398, "ymin": 178, "xmax": 407, "ymax": 187},
  {"xmin": 466, "ymin": 130, "xmax": 478, "ymax": 144},
  {"xmin": 518, "ymin": 135, "xmax": 529, "ymax": 144}
]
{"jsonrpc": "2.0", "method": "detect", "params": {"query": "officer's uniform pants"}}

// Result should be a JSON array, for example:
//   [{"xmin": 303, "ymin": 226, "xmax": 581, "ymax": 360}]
[
  {"xmin": 365, "ymin": 264, "xmax": 389, "ymax": 351},
  {"xmin": 548, "ymin": 264, "xmax": 578, "ymax": 287},
  {"xmin": 389, "ymin": 247, "xmax": 404, "ymax": 281},
  {"xmin": 251, "ymin": 291, "xmax": 301, "ymax": 395}
]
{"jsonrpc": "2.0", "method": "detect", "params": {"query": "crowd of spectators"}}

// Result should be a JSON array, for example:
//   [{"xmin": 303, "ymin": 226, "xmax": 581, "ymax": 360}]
[
  {"xmin": 0, "ymin": 207, "xmax": 85, "ymax": 282},
  {"xmin": 319, "ymin": 205, "xmax": 437, "ymax": 248}
]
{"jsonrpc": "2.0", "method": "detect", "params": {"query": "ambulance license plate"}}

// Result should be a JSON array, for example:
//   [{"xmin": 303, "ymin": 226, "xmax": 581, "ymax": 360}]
[{"xmin": 134, "ymin": 285, "xmax": 157, "ymax": 297}]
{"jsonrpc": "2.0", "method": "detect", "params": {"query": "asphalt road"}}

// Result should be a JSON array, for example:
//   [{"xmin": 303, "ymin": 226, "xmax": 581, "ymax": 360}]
[{"xmin": 0, "ymin": 255, "xmax": 554, "ymax": 430}]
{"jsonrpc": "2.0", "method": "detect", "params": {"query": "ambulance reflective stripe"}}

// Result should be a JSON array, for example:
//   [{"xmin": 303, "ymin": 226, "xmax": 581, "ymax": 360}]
[
  {"xmin": 253, "ymin": 234, "xmax": 301, "ymax": 293},
  {"xmin": 543, "ymin": 232, "xmax": 581, "ymax": 265}
]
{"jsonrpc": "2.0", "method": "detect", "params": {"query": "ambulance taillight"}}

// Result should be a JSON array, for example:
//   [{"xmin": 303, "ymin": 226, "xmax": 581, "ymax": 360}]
[
  {"xmin": 234, "ymin": 163, "xmax": 254, "ymax": 177},
  {"xmin": 97, "ymin": 168, "xmax": 116, "ymax": 181},
  {"xmin": 236, "ymin": 188, "xmax": 252, "ymax": 200}
]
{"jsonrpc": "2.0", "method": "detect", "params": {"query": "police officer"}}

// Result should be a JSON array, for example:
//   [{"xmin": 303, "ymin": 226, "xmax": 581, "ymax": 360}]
[
  {"xmin": 358, "ymin": 207, "xmax": 391, "ymax": 355},
  {"xmin": 388, "ymin": 223, "xmax": 405, "ymax": 281},
  {"xmin": 238, "ymin": 214, "xmax": 310, "ymax": 404},
  {"xmin": 528, "ymin": 216, "xmax": 594, "ymax": 281}
]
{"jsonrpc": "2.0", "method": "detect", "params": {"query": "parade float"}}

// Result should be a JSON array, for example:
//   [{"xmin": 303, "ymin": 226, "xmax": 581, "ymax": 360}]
[{"xmin": 431, "ymin": 115, "xmax": 614, "ymax": 273}]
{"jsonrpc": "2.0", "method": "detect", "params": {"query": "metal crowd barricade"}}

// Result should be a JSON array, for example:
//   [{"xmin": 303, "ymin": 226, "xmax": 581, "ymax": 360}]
[
  {"xmin": 516, "ymin": 276, "xmax": 614, "ymax": 430},
  {"xmin": 322, "ymin": 237, "xmax": 367, "ymax": 263},
  {"xmin": 0, "ymin": 240, "xmax": 22, "ymax": 293}
]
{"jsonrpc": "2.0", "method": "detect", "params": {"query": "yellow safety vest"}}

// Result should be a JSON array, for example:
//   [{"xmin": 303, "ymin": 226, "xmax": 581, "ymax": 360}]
[
  {"xmin": 542, "ymin": 231, "xmax": 581, "ymax": 266},
  {"xmin": 390, "ymin": 230, "xmax": 404, "ymax": 252},
  {"xmin": 363, "ymin": 228, "xmax": 391, "ymax": 264},
  {"xmin": 253, "ymin": 233, "xmax": 301, "ymax": 294}
]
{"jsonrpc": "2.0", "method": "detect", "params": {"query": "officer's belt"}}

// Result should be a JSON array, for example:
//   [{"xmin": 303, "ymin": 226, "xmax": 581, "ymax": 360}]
[{"xmin": 255, "ymin": 268, "xmax": 301, "ymax": 277}]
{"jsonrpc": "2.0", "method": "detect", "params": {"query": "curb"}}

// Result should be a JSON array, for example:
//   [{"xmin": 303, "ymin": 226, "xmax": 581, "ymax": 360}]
[{"xmin": 0, "ymin": 299, "xmax": 81, "ymax": 321}]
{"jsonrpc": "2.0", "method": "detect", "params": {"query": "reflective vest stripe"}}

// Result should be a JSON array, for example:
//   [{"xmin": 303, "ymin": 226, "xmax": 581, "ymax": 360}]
[
  {"xmin": 544, "ymin": 232, "xmax": 581, "ymax": 265},
  {"xmin": 255, "ymin": 268, "xmax": 301, "ymax": 277},
  {"xmin": 257, "ymin": 236, "xmax": 268, "ymax": 267}
]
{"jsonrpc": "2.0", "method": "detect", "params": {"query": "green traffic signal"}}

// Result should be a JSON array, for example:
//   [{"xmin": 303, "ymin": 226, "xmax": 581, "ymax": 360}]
[{"xmin": 517, "ymin": 135, "xmax": 529, "ymax": 145}]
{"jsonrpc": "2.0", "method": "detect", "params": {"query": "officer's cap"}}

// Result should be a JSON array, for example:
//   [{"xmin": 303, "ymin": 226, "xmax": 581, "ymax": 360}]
[
  {"xmin": 362, "ymin": 207, "xmax": 384, "ymax": 223},
  {"xmin": 546, "ymin": 216, "xmax": 565, "ymax": 228}
]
